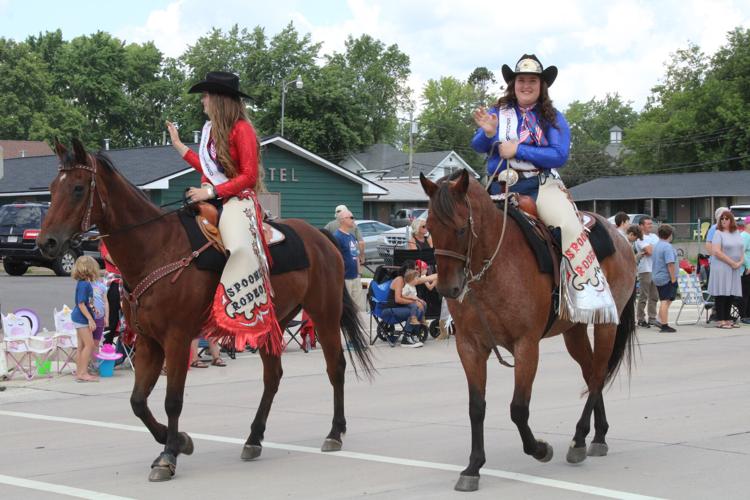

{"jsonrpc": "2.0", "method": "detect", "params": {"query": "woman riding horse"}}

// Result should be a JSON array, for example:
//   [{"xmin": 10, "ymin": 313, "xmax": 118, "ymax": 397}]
[
  {"xmin": 166, "ymin": 71, "xmax": 282, "ymax": 354},
  {"xmin": 471, "ymin": 54, "xmax": 618, "ymax": 324}
]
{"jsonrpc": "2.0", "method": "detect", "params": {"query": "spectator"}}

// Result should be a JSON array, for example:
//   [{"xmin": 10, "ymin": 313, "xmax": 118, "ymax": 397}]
[
  {"xmin": 652, "ymin": 224, "xmax": 678, "ymax": 333},
  {"xmin": 614, "ymin": 212, "xmax": 630, "ymax": 240},
  {"xmin": 402, "ymin": 269, "xmax": 427, "ymax": 326},
  {"xmin": 708, "ymin": 211, "xmax": 744, "ymax": 329},
  {"xmin": 325, "ymin": 205, "xmax": 365, "ymax": 266},
  {"xmin": 70, "ymin": 256, "xmax": 100, "ymax": 382},
  {"xmin": 334, "ymin": 209, "xmax": 365, "ymax": 311},
  {"xmin": 635, "ymin": 216, "xmax": 659, "ymax": 328},
  {"xmin": 407, "ymin": 218, "xmax": 433, "ymax": 250},
  {"xmin": 737, "ymin": 216, "xmax": 750, "ymax": 324},
  {"xmin": 100, "ymin": 241, "xmax": 122, "ymax": 345},
  {"xmin": 90, "ymin": 273, "xmax": 109, "ymax": 370},
  {"xmin": 384, "ymin": 263, "xmax": 425, "ymax": 348},
  {"xmin": 704, "ymin": 206, "xmax": 729, "ymax": 263}
]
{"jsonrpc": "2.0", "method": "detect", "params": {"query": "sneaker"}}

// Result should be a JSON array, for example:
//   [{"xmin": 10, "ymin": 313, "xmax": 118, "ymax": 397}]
[
  {"xmin": 648, "ymin": 319, "xmax": 661, "ymax": 327},
  {"xmin": 387, "ymin": 335, "xmax": 398, "ymax": 348},
  {"xmin": 659, "ymin": 325, "xmax": 676, "ymax": 333},
  {"xmin": 400, "ymin": 335, "xmax": 423, "ymax": 348},
  {"xmin": 740, "ymin": 318, "xmax": 750, "ymax": 325},
  {"xmin": 637, "ymin": 320, "xmax": 651, "ymax": 328}
]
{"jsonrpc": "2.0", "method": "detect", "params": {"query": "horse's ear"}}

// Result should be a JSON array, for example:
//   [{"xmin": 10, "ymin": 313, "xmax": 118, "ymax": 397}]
[
  {"xmin": 452, "ymin": 169, "xmax": 470, "ymax": 195},
  {"xmin": 71, "ymin": 138, "xmax": 87, "ymax": 165},
  {"xmin": 419, "ymin": 172, "xmax": 438, "ymax": 198},
  {"xmin": 52, "ymin": 138, "xmax": 67, "ymax": 159}
]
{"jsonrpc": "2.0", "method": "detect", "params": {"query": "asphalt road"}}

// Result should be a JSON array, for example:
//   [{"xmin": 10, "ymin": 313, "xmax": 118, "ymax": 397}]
[{"xmin": 1, "ymin": 275, "xmax": 749, "ymax": 499}]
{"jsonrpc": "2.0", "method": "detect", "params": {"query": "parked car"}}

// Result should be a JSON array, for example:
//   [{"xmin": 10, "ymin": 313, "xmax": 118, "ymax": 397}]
[
  {"xmin": 378, "ymin": 210, "xmax": 428, "ymax": 261},
  {"xmin": 606, "ymin": 213, "xmax": 655, "ymax": 226},
  {"xmin": 0, "ymin": 202, "xmax": 101, "ymax": 276},
  {"xmin": 389, "ymin": 207, "xmax": 427, "ymax": 228},
  {"xmin": 355, "ymin": 219, "xmax": 395, "ymax": 263},
  {"xmin": 730, "ymin": 205, "xmax": 750, "ymax": 220}
]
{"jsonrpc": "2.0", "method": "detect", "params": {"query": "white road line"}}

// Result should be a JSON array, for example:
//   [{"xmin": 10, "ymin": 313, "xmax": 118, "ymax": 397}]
[
  {"xmin": 0, "ymin": 410, "xmax": 663, "ymax": 500},
  {"xmin": 0, "ymin": 474, "xmax": 134, "ymax": 500}
]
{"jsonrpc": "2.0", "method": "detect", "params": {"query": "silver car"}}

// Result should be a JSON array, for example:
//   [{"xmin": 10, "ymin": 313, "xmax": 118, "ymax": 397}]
[
  {"xmin": 356, "ymin": 220, "xmax": 396, "ymax": 263},
  {"xmin": 377, "ymin": 210, "xmax": 428, "ymax": 262}
]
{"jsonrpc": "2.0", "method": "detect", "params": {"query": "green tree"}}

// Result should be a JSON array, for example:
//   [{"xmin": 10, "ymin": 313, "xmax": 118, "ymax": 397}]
[
  {"xmin": 562, "ymin": 94, "xmax": 638, "ymax": 186},
  {"xmin": 415, "ymin": 76, "xmax": 484, "ymax": 170},
  {"xmin": 467, "ymin": 66, "xmax": 496, "ymax": 108}
]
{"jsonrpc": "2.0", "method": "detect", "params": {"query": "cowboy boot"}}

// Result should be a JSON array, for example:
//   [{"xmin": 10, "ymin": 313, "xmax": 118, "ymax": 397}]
[{"xmin": 437, "ymin": 320, "xmax": 449, "ymax": 340}]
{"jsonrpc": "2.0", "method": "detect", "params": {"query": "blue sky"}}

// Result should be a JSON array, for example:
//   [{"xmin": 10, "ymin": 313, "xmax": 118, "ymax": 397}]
[{"xmin": 2, "ymin": 0, "xmax": 750, "ymax": 111}]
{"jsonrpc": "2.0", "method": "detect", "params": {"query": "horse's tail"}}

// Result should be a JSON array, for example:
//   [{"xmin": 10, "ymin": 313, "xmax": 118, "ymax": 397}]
[
  {"xmin": 319, "ymin": 229, "xmax": 376, "ymax": 381},
  {"xmin": 605, "ymin": 290, "xmax": 638, "ymax": 386}
]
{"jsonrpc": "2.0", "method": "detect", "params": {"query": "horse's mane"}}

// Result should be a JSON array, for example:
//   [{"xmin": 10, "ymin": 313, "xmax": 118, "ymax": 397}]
[
  {"xmin": 94, "ymin": 151, "xmax": 159, "ymax": 207},
  {"xmin": 431, "ymin": 170, "xmax": 466, "ymax": 226}
]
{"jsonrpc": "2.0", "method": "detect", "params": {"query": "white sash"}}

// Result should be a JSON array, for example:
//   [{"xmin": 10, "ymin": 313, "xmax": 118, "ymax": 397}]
[
  {"xmin": 198, "ymin": 121, "xmax": 229, "ymax": 186},
  {"xmin": 496, "ymin": 107, "xmax": 558, "ymax": 178}
]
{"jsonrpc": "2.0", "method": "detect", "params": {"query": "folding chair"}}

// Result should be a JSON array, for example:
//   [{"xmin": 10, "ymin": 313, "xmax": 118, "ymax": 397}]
[
  {"xmin": 675, "ymin": 273, "xmax": 715, "ymax": 325},
  {"xmin": 52, "ymin": 306, "xmax": 78, "ymax": 374},
  {"xmin": 284, "ymin": 318, "xmax": 311, "ymax": 352},
  {"xmin": 2, "ymin": 313, "xmax": 34, "ymax": 380},
  {"xmin": 114, "ymin": 311, "xmax": 136, "ymax": 370}
]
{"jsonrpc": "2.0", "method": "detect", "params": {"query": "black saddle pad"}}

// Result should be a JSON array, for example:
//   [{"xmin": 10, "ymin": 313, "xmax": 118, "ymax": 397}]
[
  {"xmin": 501, "ymin": 205, "xmax": 616, "ymax": 276},
  {"xmin": 177, "ymin": 211, "xmax": 309, "ymax": 276},
  {"xmin": 265, "ymin": 220, "xmax": 309, "ymax": 275}
]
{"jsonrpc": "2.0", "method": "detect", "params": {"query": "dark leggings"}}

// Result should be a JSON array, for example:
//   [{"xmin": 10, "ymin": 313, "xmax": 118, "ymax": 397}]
[
  {"xmin": 103, "ymin": 282, "xmax": 122, "ymax": 344},
  {"xmin": 714, "ymin": 295, "xmax": 733, "ymax": 322}
]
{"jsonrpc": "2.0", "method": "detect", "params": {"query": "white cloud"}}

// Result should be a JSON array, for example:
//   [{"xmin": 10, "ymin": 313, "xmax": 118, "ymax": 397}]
[{"xmin": 116, "ymin": 0, "xmax": 196, "ymax": 57}]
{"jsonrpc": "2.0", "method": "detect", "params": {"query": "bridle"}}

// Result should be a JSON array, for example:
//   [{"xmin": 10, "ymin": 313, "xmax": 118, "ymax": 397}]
[
  {"xmin": 433, "ymin": 193, "xmax": 510, "ymax": 303},
  {"xmin": 57, "ymin": 155, "xmax": 192, "ymax": 241},
  {"xmin": 58, "ymin": 154, "xmax": 107, "ymax": 237}
]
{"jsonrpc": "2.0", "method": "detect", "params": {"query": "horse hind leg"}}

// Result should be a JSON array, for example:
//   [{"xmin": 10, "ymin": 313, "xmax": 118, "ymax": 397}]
[
  {"xmin": 242, "ymin": 348, "xmax": 283, "ymax": 461},
  {"xmin": 510, "ymin": 339, "xmax": 553, "ymax": 464},
  {"xmin": 566, "ymin": 323, "xmax": 615, "ymax": 464}
]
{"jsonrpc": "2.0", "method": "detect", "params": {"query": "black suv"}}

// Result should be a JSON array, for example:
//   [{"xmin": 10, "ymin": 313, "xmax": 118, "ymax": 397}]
[{"xmin": 0, "ymin": 202, "xmax": 100, "ymax": 276}]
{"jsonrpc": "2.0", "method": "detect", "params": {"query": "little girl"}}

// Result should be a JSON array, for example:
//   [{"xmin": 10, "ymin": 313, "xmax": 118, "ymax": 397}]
[
  {"xmin": 402, "ymin": 269, "xmax": 427, "ymax": 326},
  {"xmin": 71, "ymin": 256, "xmax": 101, "ymax": 382},
  {"xmin": 90, "ymin": 274, "xmax": 109, "ymax": 372}
]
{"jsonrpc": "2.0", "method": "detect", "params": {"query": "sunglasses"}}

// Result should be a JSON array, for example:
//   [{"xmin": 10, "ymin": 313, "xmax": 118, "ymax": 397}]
[{"xmin": 345, "ymin": 216, "xmax": 355, "ymax": 220}]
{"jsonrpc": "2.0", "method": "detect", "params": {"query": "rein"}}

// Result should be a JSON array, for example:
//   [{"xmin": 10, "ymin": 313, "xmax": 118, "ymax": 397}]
[{"xmin": 432, "ymin": 185, "xmax": 513, "ymax": 367}]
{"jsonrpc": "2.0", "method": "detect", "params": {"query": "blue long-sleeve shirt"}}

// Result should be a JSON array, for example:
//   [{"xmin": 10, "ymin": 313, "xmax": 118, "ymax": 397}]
[{"xmin": 471, "ymin": 106, "xmax": 571, "ymax": 176}]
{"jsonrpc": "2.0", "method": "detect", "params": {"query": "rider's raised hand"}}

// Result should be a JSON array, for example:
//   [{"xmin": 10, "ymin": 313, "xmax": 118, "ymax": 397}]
[
  {"xmin": 166, "ymin": 121, "xmax": 188, "ymax": 156},
  {"xmin": 472, "ymin": 107, "xmax": 498, "ymax": 138}
]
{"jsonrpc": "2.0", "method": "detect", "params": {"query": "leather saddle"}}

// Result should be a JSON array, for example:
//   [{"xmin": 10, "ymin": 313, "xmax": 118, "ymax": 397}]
[{"xmin": 193, "ymin": 202, "xmax": 286, "ymax": 256}]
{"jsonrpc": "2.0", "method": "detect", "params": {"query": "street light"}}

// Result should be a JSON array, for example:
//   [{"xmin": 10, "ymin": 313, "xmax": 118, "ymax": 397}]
[{"xmin": 280, "ymin": 75, "xmax": 303, "ymax": 137}]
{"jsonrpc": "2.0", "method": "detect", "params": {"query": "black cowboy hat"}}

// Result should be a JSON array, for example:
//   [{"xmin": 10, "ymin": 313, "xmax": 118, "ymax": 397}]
[
  {"xmin": 188, "ymin": 71, "xmax": 250, "ymax": 98},
  {"xmin": 501, "ymin": 54, "xmax": 558, "ymax": 87}
]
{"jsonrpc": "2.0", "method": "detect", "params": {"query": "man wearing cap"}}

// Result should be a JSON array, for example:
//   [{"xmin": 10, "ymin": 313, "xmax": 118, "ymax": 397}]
[
  {"xmin": 333, "ymin": 209, "xmax": 365, "ymax": 311},
  {"xmin": 324, "ymin": 204, "xmax": 365, "ymax": 266},
  {"xmin": 470, "ymin": 54, "xmax": 618, "ymax": 325}
]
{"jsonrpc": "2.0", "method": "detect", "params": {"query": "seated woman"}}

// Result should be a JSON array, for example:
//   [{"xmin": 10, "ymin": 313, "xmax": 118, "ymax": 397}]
[
  {"xmin": 407, "ymin": 219, "xmax": 433, "ymax": 250},
  {"xmin": 384, "ymin": 262, "xmax": 426, "ymax": 348}
]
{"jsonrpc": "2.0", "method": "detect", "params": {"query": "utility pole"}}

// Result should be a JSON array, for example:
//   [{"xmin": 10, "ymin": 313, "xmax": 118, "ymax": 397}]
[{"xmin": 408, "ymin": 111, "xmax": 414, "ymax": 182}]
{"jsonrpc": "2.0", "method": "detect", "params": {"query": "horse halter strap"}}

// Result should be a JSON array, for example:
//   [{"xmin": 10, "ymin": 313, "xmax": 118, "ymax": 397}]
[{"xmin": 58, "ymin": 154, "xmax": 105, "ymax": 234}]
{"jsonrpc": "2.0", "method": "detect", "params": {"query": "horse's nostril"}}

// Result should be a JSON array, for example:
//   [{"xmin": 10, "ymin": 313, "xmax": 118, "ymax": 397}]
[{"xmin": 46, "ymin": 238, "xmax": 58, "ymax": 249}]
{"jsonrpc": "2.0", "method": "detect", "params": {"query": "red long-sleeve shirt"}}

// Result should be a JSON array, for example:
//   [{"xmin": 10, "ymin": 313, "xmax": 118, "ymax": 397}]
[{"xmin": 182, "ymin": 120, "xmax": 258, "ymax": 200}]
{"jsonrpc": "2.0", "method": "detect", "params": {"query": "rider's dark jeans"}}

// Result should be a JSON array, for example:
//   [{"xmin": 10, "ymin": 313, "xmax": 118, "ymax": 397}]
[{"xmin": 489, "ymin": 175, "xmax": 540, "ymax": 199}]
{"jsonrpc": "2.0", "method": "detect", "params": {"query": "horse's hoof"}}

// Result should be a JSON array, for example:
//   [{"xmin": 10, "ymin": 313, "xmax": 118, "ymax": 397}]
[
  {"xmin": 566, "ymin": 442, "xmax": 587, "ymax": 464},
  {"xmin": 149, "ymin": 452, "xmax": 176, "ymax": 482},
  {"xmin": 179, "ymin": 432, "xmax": 194, "ymax": 456},
  {"xmin": 587, "ymin": 442, "xmax": 608, "ymax": 457},
  {"xmin": 321, "ymin": 438, "xmax": 342, "ymax": 452},
  {"xmin": 534, "ymin": 439, "xmax": 553, "ymax": 463},
  {"xmin": 241, "ymin": 444, "xmax": 262, "ymax": 461},
  {"xmin": 148, "ymin": 466, "xmax": 174, "ymax": 482},
  {"xmin": 454, "ymin": 475, "xmax": 480, "ymax": 492}
]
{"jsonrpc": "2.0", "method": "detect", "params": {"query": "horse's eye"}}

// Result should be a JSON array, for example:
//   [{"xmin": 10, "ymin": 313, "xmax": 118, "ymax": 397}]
[
  {"xmin": 73, "ymin": 185, "xmax": 84, "ymax": 200},
  {"xmin": 456, "ymin": 227, "xmax": 466, "ymax": 237}
]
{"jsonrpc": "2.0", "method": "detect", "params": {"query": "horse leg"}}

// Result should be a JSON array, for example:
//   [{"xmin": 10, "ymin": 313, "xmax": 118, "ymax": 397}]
[
  {"xmin": 454, "ymin": 340, "xmax": 489, "ymax": 492},
  {"xmin": 510, "ymin": 338, "xmax": 553, "ymax": 463},
  {"xmin": 315, "ymin": 313, "xmax": 347, "ymax": 452},
  {"xmin": 242, "ymin": 348, "xmax": 283, "ymax": 461},
  {"xmin": 149, "ymin": 336, "xmax": 192, "ymax": 482},
  {"xmin": 130, "ymin": 335, "xmax": 168, "ymax": 445},
  {"xmin": 567, "ymin": 324, "xmax": 615, "ymax": 464}
]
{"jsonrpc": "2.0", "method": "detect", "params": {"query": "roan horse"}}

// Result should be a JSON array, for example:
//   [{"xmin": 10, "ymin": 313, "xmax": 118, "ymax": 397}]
[
  {"xmin": 420, "ymin": 170, "xmax": 636, "ymax": 492},
  {"xmin": 37, "ymin": 139, "xmax": 374, "ymax": 481}
]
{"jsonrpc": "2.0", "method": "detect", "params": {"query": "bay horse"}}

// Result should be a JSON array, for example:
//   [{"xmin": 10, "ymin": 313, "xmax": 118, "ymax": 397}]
[
  {"xmin": 420, "ymin": 170, "xmax": 636, "ymax": 492},
  {"xmin": 37, "ymin": 139, "xmax": 374, "ymax": 481}
]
